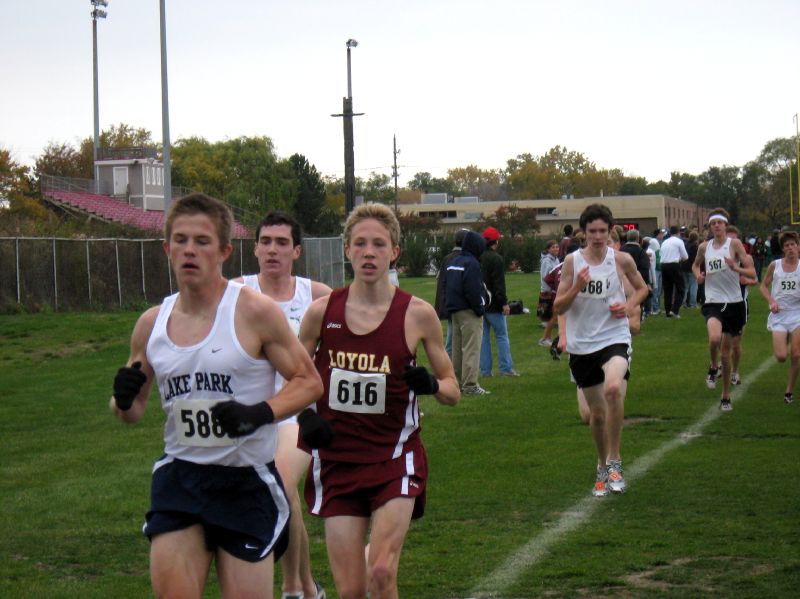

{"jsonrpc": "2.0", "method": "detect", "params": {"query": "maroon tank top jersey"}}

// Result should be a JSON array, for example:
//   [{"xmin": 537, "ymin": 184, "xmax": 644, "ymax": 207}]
[{"xmin": 308, "ymin": 286, "xmax": 423, "ymax": 463}]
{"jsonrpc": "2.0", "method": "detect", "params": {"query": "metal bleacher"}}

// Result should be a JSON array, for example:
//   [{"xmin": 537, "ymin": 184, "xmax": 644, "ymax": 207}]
[{"xmin": 40, "ymin": 176, "xmax": 250, "ymax": 238}]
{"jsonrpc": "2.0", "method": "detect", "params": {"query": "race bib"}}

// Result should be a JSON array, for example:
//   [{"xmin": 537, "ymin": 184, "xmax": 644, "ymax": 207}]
[
  {"xmin": 328, "ymin": 368, "xmax": 386, "ymax": 414},
  {"xmin": 172, "ymin": 398, "xmax": 234, "ymax": 447},
  {"xmin": 579, "ymin": 276, "xmax": 610, "ymax": 299},
  {"xmin": 778, "ymin": 275, "xmax": 798, "ymax": 294},
  {"xmin": 706, "ymin": 257, "xmax": 727, "ymax": 274}
]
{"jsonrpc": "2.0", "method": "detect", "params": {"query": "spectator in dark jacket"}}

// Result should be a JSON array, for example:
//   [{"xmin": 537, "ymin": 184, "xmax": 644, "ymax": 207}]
[
  {"xmin": 619, "ymin": 229, "xmax": 651, "ymax": 318},
  {"xmin": 479, "ymin": 226, "xmax": 519, "ymax": 377},
  {"xmin": 445, "ymin": 230, "xmax": 490, "ymax": 395},
  {"xmin": 682, "ymin": 230, "xmax": 699, "ymax": 307},
  {"xmin": 434, "ymin": 228, "xmax": 469, "ymax": 356}
]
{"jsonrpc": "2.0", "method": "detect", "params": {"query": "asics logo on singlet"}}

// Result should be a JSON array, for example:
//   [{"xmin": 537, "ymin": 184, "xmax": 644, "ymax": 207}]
[{"xmin": 326, "ymin": 322, "xmax": 342, "ymax": 329}]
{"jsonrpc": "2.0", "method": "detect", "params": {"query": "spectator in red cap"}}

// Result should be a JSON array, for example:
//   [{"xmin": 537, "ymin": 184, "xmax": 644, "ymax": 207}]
[{"xmin": 480, "ymin": 226, "xmax": 520, "ymax": 377}]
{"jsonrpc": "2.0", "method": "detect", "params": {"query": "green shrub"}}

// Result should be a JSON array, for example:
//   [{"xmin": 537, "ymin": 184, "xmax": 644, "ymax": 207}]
[{"xmin": 400, "ymin": 235, "xmax": 432, "ymax": 277}]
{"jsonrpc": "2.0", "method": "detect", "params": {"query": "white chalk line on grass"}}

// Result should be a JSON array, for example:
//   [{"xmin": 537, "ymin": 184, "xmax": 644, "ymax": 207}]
[{"xmin": 467, "ymin": 355, "xmax": 776, "ymax": 598}]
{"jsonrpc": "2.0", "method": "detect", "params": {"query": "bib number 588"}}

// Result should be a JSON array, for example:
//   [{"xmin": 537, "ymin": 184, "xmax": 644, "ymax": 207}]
[{"xmin": 172, "ymin": 398, "xmax": 235, "ymax": 447}]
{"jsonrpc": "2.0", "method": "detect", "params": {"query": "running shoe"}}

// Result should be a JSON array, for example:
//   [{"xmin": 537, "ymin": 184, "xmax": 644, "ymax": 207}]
[
  {"xmin": 538, "ymin": 338, "xmax": 552, "ymax": 347},
  {"xmin": 606, "ymin": 459, "xmax": 626, "ymax": 493},
  {"xmin": 785, "ymin": 392, "xmax": 794, "ymax": 404},
  {"xmin": 720, "ymin": 398, "xmax": 733, "ymax": 411},
  {"xmin": 592, "ymin": 465, "xmax": 609, "ymax": 497},
  {"xmin": 463, "ymin": 385, "xmax": 491, "ymax": 396},
  {"xmin": 550, "ymin": 341, "xmax": 562, "ymax": 361},
  {"xmin": 731, "ymin": 372, "xmax": 741, "ymax": 385},
  {"xmin": 500, "ymin": 370, "xmax": 521, "ymax": 377},
  {"xmin": 282, "ymin": 582, "xmax": 326, "ymax": 599},
  {"xmin": 705, "ymin": 366, "xmax": 719, "ymax": 390}
]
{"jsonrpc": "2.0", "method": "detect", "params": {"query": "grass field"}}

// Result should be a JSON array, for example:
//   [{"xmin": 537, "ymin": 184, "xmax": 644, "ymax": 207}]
[{"xmin": 1, "ymin": 273, "xmax": 798, "ymax": 598}]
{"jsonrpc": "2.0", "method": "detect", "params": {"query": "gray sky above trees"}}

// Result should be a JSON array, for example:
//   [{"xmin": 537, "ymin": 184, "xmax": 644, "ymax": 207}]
[{"xmin": 2, "ymin": 0, "xmax": 798, "ymax": 186}]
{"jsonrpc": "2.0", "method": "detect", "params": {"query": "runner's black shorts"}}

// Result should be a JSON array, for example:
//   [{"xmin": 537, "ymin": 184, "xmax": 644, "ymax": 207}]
[
  {"xmin": 143, "ymin": 457, "xmax": 289, "ymax": 563},
  {"xmin": 569, "ymin": 343, "xmax": 631, "ymax": 389}
]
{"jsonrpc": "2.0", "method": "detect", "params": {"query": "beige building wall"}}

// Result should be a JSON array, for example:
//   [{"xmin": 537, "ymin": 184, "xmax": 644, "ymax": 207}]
[{"xmin": 405, "ymin": 194, "xmax": 711, "ymax": 236}]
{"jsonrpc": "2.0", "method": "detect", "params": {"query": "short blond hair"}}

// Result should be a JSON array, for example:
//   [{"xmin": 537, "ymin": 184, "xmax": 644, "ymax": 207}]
[{"xmin": 343, "ymin": 203, "xmax": 401, "ymax": 248}]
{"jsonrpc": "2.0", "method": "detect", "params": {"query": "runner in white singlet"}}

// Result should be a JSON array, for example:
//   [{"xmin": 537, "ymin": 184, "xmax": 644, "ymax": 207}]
[
  {"xmin": 759, "ymin": 230, "xmax": 800, "ymax": 404},
  {"xmin": 234, "ymin": 211, "xmax": 331, "ymax": 599}
]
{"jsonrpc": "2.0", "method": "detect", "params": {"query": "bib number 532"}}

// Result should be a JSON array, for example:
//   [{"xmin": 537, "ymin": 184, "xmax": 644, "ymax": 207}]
[{"xmin": 329, "ymin": 368, "xmax": 386, "ymax": 414}]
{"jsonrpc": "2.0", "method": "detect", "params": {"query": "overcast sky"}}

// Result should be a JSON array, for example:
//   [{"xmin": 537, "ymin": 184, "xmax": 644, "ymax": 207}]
[{"xmin": 2, "ymin": 1, "xmax": 799, "ymax": 186}]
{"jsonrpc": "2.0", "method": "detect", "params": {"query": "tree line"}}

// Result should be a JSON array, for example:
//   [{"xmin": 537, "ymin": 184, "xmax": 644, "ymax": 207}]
[{"xmin": 1, "ymin": 123, "xmax": 796, "ymax": 238}]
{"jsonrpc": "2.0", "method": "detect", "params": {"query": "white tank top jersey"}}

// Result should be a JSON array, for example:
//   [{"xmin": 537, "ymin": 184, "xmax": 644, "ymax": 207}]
[
  {"xmin": 704, "ymin": 238, "xmax": 742, "ymax": 303},
  {"xmin": 566, "ymin": 247, "xmax": 631, "ymax": 355},
  {"xmin": 772, "ymin": 259, "xmax": 800, "ymax": 312},
  {"xmin": 242, "ymin": 275, "xmax": 313, "ymax": 391},
  {"xmin": 146, "ymin": 280, "xmax": 278, "ymax": 467}
]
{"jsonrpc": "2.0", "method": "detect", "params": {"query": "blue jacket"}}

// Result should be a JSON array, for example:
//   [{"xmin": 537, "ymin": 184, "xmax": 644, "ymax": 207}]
[{"xmin": 445, "ymin": 231, "xmax": 489, "ymax": 316}]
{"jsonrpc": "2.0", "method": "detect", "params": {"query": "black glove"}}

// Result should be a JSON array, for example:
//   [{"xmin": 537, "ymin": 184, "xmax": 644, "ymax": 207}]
[
  {"xmin": 210, "ymin": 401, "xmax": 274, "ymax": 437},
  {"xmin": 403, "ymin": 365, "xmax": 439, "ymax": 395},
  {"xmin": 298, "ymin": 408, "xmax": 335, "ymax": 448},
  {"xmin": 113, "ymin": 361, "xmax": 147, "ymax": 411}
]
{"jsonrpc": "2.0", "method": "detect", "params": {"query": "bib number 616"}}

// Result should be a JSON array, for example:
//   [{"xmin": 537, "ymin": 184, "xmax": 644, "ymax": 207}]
[{"xmin": 329, "ymin": 368, "xmax": 386, "ymax": 414}]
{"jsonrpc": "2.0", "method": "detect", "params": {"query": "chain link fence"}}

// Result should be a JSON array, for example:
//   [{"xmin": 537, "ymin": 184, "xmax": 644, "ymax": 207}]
[{"xmin": 0, "ymin": 237, "xmax": 344, "ymax": 313}]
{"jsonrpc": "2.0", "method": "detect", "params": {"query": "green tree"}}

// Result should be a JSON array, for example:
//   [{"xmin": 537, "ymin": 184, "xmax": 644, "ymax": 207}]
[
  {"xmin": 697, "ymin": 165, "xmax": 741, "ymax": 218},
  {"xmin": 667, "ymin": 171, "xmax": 703, "ymax": 201},
  {"xmin": 283, "ymin": 153, "xmax": 329, "ymax": 236},
  {"xmin": 171, "ymin": 135, "xmax": 286, "ymax": 222},
  {"xmin": 1, "ymin": 148, "xmax": 32, "ymax": 203},
  {"xmin": 363, "ymin": 172, "xmax": 394, "ymax": 204},
  {"xmin": 78, "ymin": 123, "xmax": 158, "ymax": 175},
  {"xmin": 479, "ymin": 205, "xmax": 540, "ymax": 238},
  {"xmin": 33, "ymin": 142, "xmax": 86, "ymax": 180},
  {"xmin": 407, "ymin": 171, "xmax": 453, "ymax": 195},
  {"xmin": 0, "ymin": 147, "xmax": 50, "ymax": 227},
  {"xmin": 740, "ymin": 137, "xmax": 797, "ymax": 228}
]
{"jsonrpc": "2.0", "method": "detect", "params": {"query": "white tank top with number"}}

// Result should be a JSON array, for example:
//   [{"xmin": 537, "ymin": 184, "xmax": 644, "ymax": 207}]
[
  {"xmin": 242, "ymin": 274, "xmax": 313, "ymax": 391},
  {"xmin": 147, "ymin": 280, "xmax": 277, "ymax": 467},
  {"xmin": 566, "ymin": 247, "xmax": 630, "ymax": 355},
  {"xmin": 772, "ymin": 259, "xmax": 800, "ymax": 312},
  {"xmin": 704, "ymin": 238, "xmax": 742, "ymax": 303}
]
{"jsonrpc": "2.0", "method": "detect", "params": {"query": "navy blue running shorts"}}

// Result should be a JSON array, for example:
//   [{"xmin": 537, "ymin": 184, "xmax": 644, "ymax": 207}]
[{"xmin": 143, "ymin": 457, "xmax": 289, "ymax": 563}]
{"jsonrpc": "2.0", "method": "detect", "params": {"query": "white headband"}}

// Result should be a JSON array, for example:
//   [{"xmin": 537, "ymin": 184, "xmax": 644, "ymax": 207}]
[{"xmin": 708, "ymin": 214, "xmax": 728, "ymax": 224}]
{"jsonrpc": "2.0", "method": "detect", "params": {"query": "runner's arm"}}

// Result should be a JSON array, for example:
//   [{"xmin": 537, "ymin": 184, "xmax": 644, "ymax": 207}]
[
  {"xmin": 408, "ymin": 298, "xmax": 460, "ymax": 406},
  {"xmin": 109, "ymin": 307, "xmax": 158, "ymax": 423}
]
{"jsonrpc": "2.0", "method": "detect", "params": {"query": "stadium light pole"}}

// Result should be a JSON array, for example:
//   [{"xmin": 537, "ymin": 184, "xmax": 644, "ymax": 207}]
[
  {"xmin": 159, "ymin": 0, "xmax": 172, "ymax": 213},
  {"xmin": 91, "ymin": 1, "xmax": 108, "ymax": 187},
  {"xmin": 332, "ymin": 39, "xmax": 364, "ymax": 216},
  {"xmin": 795, "ymin": 114, "xmax": 799, "ymax": 219}
]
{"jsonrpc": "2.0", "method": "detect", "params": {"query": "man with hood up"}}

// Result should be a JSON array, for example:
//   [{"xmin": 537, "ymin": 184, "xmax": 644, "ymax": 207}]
[{"xmin": 445, "ymin": 230, "xmax": 491, "ymax": 395}]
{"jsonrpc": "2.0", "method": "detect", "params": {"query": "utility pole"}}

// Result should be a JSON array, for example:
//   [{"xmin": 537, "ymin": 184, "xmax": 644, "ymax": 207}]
[
  {"xmin": 331, "ymin": 39, "xmax": 364, "ymax": 215},
  {"xmin": 90, "ymin": 1, "xmax": 108, "ymax": 187},
  {"xmin": 159, "ymin": 0, "xmax": 172, "ymax": 213},
  {"xmin": 789, "ymin": 113, "xmax": 800, "ymax": 219},
  {"xmin": 392, "ymin": 134, "xmax": 400, "ymax": 212}
]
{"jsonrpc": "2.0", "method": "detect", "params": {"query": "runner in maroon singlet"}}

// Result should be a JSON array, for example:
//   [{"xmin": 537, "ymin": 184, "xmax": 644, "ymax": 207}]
[{"xmin": 298, "ymin": 203, "xmax": 459, "ymax": 599}]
